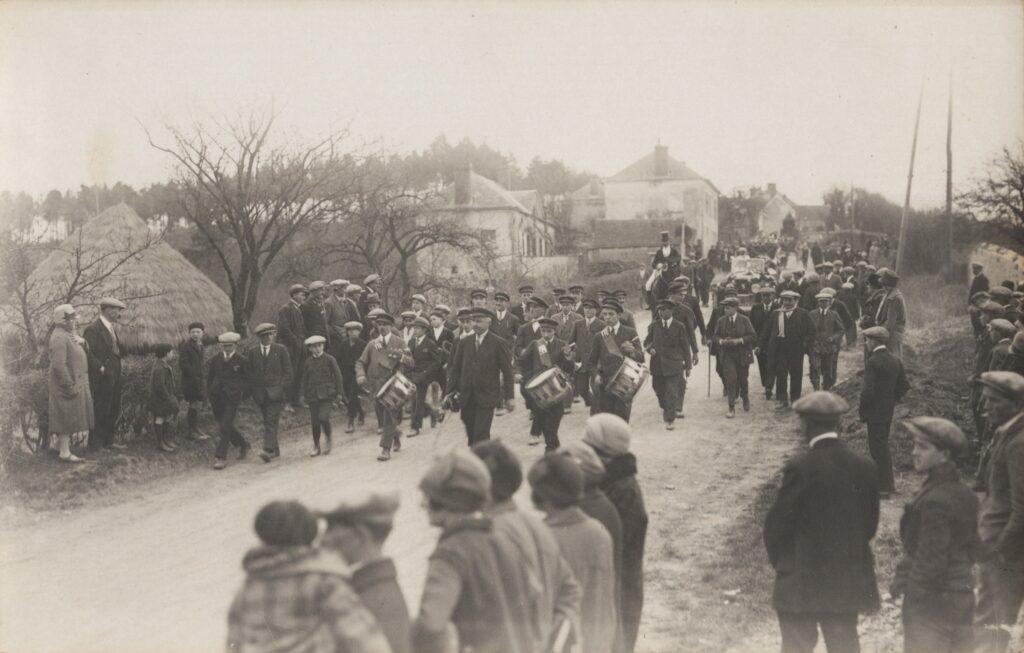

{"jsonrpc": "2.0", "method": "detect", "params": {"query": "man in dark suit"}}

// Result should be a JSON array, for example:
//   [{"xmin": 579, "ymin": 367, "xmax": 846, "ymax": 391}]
[
  {"xmin": 515, "ymin": 297, "xmax": 548, "ymax": 442},
  {"xmin": 511, "ymin": 284, "xmax": 534, "ymax": 322},
  {"xmin": 302, "ymin": 280, "xmax": 330, "ymax": 343},
  {"xmin": 446, "ymin": 307, "xmax": 515, "ymax": 445},
  {"xmin": 969, "ymin": 262, "xmax": 990, "ymax": 304},
  {"xmin": 589, "ymin": 300, "xmax": 645, "ymax": 423},
  {"xmin": 84, "ymin": 296, "xmax": 126, "ymax": 450},
  {"xmin": 764, "ymin": 391, "xmax": 881, "ymax": 653},
  {"xmin": 341, "ymin": 283, "xmax": 363, "ymax": 323},
  {"xmin": 858, "ymin": 326, "xmax": 909, "ymax": 496},
  {"xmin": 644, "ymin": 300, "xmax": 691, "ymax": 428},
  {"xmin": 248, "ymin": 323, "xmax": 292, "ymax": 463},
  {"xmin": 750, "ymin": 286, "xmax": 778, "ymax": 399},
  {"xmin": 672, "ymin": 276, "xmax": 706, "ymax": 342},
  {"xmin": 335, "ymin": 321, "xmax": 367, "ymax": 432},
  {"xmin": 518, "ymin": 317, "xmax": 576, "ymax": 450},
  {"xmin": 491, "ymin": 291, "xmax": 521, "ymax": 344},
  {"xmin": 406, "ymin": 316, "xmax": 443, "ymax": 435},
  {"xmin": 712, "ymin": 297, "xmax": 757, "ymax": 417},
  {"xmin": 761, "ymin": 290, "xmax": 816, "ymax": 409},
  {"xmin": 569, "ymin": 284, "xmax": 586, "ymax": 315},
  {"xmin": 277, "ymin": 284, "xmax": 308, "ymax": 411},
  {"xmin": 569, "ymin": 299, "xmax": 605, "ymax": 410},
  {"xmin": 207, "ymin": 332, "xmax": 252, "ymax": 470}
]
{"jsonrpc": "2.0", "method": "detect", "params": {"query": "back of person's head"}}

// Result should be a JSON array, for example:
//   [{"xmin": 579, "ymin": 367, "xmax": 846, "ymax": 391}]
[
  {"xmin": 153, "ymin": 343, "xmax": 172, "ymax": 359},
  {"xmin": 528, "ymin": 452, "xmax": 585, "ymax": 510},
  {"xmin": 254, "ymin": 501, "xmax": 318, "ymax": 548},
  {"xmin": 471, "ymin": 439, "xmax": 522, "ymax": 503}
]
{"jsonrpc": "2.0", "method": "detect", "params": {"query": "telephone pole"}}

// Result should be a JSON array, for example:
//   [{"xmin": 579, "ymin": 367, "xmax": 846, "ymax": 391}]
[{"xmin": 895, "ymin": 84, "xmax": 924, "ymax": 277}]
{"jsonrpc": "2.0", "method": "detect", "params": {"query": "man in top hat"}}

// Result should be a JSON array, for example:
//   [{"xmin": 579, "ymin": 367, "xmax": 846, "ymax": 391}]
[
  {"xmin": 750, "ymin": 286, "xmax": 778, "ymax": 399},
  {"xmin": 651, "ymin": 230, "xmax": 681, "ymax": 277},
  {"xmin": 974, "ymin": 371, "xmax": 1024, "ymax": 653},
  {"xmin": 84, "ymin": 296, "xmax": 127, "ymax": 450},
  {"xmin": 569, "ymin": 284, "xmax": 585, "ymax": 315},
  {"xmin": 519, "ymin": 316, "xmax": 577, "ymax": 450},
  {"xmin": 764, "ymin": 391, "xmax": 881, "ymax": 653},
  {"xmin": 447, "ymin": 307, "xmax": 515, "ymax": 445},
  {"xmin": 356, "ymin": 312, "xmax": 412, "ymax": 462},
  {"xmin": 645, "ymin": 299, "xmax": 692, "ymax": 428},
  {"xmin": 406, "ymin": 316, "xmax": 443, "ymax": 435},
  {"xmin": 971, "ymin": 262, "xmax": 991, "ymax": 303},
  {"xmin": 589, "ymin": 299, "xmax": 645, "ymax": 423},
  {"xmin": 248, "ymin": 323, "xmax": 293, "ymax": 462},
  {"xmin": 490, "ymin": 291, "xmax": 521, "ymax": 345},
  {"xmin": 858, "ymin": 326, "xmax": 909, "ymax": 497},
  {"xmin": 277, "ymin": 284, "xmax": 308, "ymax": 411},
  {"xmin": 873, "ymin": 268, "xmax": 906, "ymax": 359},
  {"xmin": 570, "ymin": 298, "xmax": 606, "ymax": 411},
  {"xmin": 761, "ymin": 289, "xmax": 816, "ymax": 409},
  {"xmin": 712, "ymin": 296, "xmax": 757, "ymax": 418},
  {"xmin": 208, "ymin": 332, "xmax": 252, "ymax": 469},
  {"xmin": 512, "ymin": 284, "xmax": 534, "ymax": 322},
  {"xmin": 808, "ymin": 291, "xmax": 846, "ymax": 392}
]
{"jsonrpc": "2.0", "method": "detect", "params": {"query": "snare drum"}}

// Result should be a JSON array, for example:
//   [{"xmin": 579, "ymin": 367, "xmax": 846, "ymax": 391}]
[
  {"xmin": 607, "ymin": 358, "xmax": 649, "ymax": 400},
  {"xmin": 376, "ymin": 372, "xmax": 416, "ymax": 411},
  {"xmin": 525, "ymin": 367, "xmax": 573, "ymax": 409}
]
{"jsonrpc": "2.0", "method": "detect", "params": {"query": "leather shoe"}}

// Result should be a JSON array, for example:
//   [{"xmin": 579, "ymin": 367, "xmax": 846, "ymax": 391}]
[
  {"xmin": 309, "ymin": 446, "xmax": 321, "ymax": 457},
  {"xmin": 393, "ymin": 438, "xmax": 401, "ymax": 453},
  {"xmin": 743, "ymin": 397, "xmax": 750, "ymax": 412},
  {"xmin": 727, "ymin": 407, "xmax": 736, "ymax": 418},
  {"xmin": 664, "ymin": 421, "xmax": 674, "ymax": 430},
  {"xmin": 237, "ymin": 442, "xmax": 250, "ymax": 460},
  {"xmin": 258, "ymin": 450, "xmax": 279, "ymax": 463},
  {"xmin": 213, "ymin": 459, "xmax": 226, "ymax": 470},
  {"xmin": 322, "ymin": 434, "xmax": 332, "ymax": 455},
  {"xmin": 377, "ymin": 448, "xmax": 391, "ymax": 462}
]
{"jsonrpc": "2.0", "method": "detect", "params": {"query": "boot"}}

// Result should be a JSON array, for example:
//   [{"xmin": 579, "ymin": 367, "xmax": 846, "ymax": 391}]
[
  {"xmin": 377, "ymin": 447, "xmax": 391, "ymax": 461},
  {"xmin": 187, "ymin": 407, "xmax": 210, "ymax": 441},
  {"xmin": 321, "ymin": 422, "xmax": 332, "ymax": 455},
  {"xmin": 157, "ymin": 424, "xmax": 175, "ymax": 452},
  {"xmin": 345, "ymin": 417, "xmax": 355, "ymax": 434},
  {"xmin": 163, "ymin": 422, "xmax": 178, "ymax": 450}
]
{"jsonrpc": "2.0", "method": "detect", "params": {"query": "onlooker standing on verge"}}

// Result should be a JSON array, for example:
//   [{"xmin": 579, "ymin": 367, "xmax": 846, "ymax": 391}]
[
  {"xmin": 48, "ymin": 304, "xmax": 94, "ymax": 462},
  {"xmin": 147, "ymin": 344, "xmax": 178, "ymax": 453},
  {"xmin": 277, "ymin": 284, "xmax": 308, "ymax": 412},
  {"xmin": 529, "ymin": 451, "xmax": 618, "ymax": 653},
  {"xmin": 973, "ymin": 371, "xmax": 1024, "ymax": 653},
  {"xmin": 873, "ymin": 268, "xmax": 907, "ymax": 359},
  {"xmin": 178, "ymin": 321, "xmax": 210, "ymax": 440},
  {"xmin": 84, "ymin": 296, "xmax": 126, "ymax": 450},
  {"xmin": 248, "ymin": 323, "xmax": 292, "ymax": 463},
  {"xmin": 764, "ymin": 391, "xmax": 880, "ymax": 653},
  {"xmin": 582, "ymin": 413, "xmax": 648, "ymax": 653},
  {"xmin": 858, "ymin": 326, "xmax": 910, "ymax": 498},
  {"xmin": 890, "ymin": 417, "xmax": 978, "ymax": 653}
]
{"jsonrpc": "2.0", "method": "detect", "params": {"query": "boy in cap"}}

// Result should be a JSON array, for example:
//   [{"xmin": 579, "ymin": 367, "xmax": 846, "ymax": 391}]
[
  {"xmin": 583, "ymin": 413, "xmax": 647, "ymax": 653},
  {"xmin": 148, "ymin": 344, "xmax": 178, "ymax": 453},
  {"xmin": 808, "ymin": 291, "xmax": 845, "ymax": 391},
  {"xmin": 515, "ymin": 296, "xmax": 550, "ymax": 436},
  {"xmin": 301, "ymin": 335, "xmax": 344, "ymax": 457},
  {"xmin": 891, "ymin": 417, "xmax": 978, "ymax": 653},
  {"xmin": 859, "ymin": 326, "xmax": 910, "ymax": 496},
  {"xmin": 178, "ymin": 321, "xmax": 211, "ymax": 440},
  {"xmin": 589, "ymin": 300, "xmax": 645, "ymax": 422},
  {"xmin": 406, "ymin": 316, "xmax": 443, "ymax": 435},
  {"xmin": 356, "ymin": 312, "xmax": 411, "ymax": 461},
  {"xmin": 519, "ymin": 316, "xmax": 578, "ymax": 449},
  {"xmin": 248, "ymin": 323, "xmax": 292, "ymax": 462},
  {"xmin": 414, "ymin": 449, "xmax": 541, "ymax": 653},
  {"xmin": 711, "ymin": 296, "xmax": 757, "ymax": 417},
  {"xmin": 973, "ymin": 371, "xmax": 1024, "ymax": 653},
  {"xmin": 84, "ymin": 296, "xmax": 127, "ymax": 450},
  {"xmin": 446, "ymin": 307, "xmax": 515, "ymax": 445},
  {"xmin": 207, "ymin": 332, "xmax": 251, "ymax": 470},
  {"xmin": 529, "ymin": 452, "xmax": 617, "ymax": 653},
  {"xmin": 472, "ymin": 441, "xmax": 581, "ymax": 650},
  {"xmin": 277, "ymin": 284, "xmax": 308, "ymax": 411},
  {"xmin": 319, "ymin": 492, "xmax": 411, "ymax": 653},
  {"xmin": 764, "ymin": 391, "xmax": 880, "ymax": 653},
  {"xmin": 336, "ymin": 321, "xmax": 368, "ymax": 432},
  {"xmin": 227, "ymin": 500, "xmax": 391, "ymax": 653},
  {"xmin": 644, "ymin": 299, "xmax": 692, "ymax": 427}
]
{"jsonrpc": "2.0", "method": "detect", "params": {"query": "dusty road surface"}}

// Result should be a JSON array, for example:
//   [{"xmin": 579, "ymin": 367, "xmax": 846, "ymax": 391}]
[{"xmin": 1, "ymin": 309, "xmax": 807, "ymax": 653}]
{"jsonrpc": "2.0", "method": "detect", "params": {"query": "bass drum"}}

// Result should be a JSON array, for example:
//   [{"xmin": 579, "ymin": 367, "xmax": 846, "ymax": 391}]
[
  {"xmin": 525, "ymin": 367, "xmax": 573, "ymax": 409},
  {"xmin": 607, "ymin": 357, "xmax": 649, "ymax": 401},
  {"xmin": 376, "ymin": 372, "xmax": 416, "ymax": 412}
]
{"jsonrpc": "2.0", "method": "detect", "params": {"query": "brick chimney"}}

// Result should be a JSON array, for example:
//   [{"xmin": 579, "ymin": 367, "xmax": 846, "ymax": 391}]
[
  {"xmin": 454, "ymin": 163, "xmax": 473, "ymax": 206},
  {"xmin": 768, "ymin": 182, "xmax": 777, "ymax": 196},
  {"xmin": 654, "ymin": 145, "xmax": 668, "ymax": 177}
]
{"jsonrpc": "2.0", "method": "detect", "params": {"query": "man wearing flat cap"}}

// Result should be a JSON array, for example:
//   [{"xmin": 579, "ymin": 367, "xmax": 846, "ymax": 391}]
[
  {"xmin": 356, "ymin": 312, "xmax": 412, "ymax": 461},
  {"xmin": 972, "ymin": 308, "xmax": 1011, "ymax": 438},
  {"xmin": 359, "ymin": 274, "xmax": 384, "ymax": 317},
  {"xmin": 406, "ymin": 316, "xmax": 443, "ymax": 435},
  {"xmin": 986, "ymin": 319, "xmax": 1019, "ymax": 373},
  {"xmin": 711, "ymin": 296, "xmax": 757, "ymax": 418},
  {"xmin": 207, "ymin": 332, "xmax": 251, "ymax": 469},
  {"xmin": 858, "ymin": 326, "xmax": 909, "ymax": 496},
  {"xmin": 974, "ymin": 371, "xmax": 1024, "ymax": 653},
  {"xmin": 760, "ymin": 289, "xmax": 816, "ymax": 410},
  {"xmin": 891, "ymin": 417, "xmax": 978, "ymax": 653},
  {"xmin": 764, "ymin": 391, "xmax": 880, "ymax": 653},
  {"xmin": 447, "ymin": 306, "xmax": 515, "ymax": 445},
  {"xmin": 645, "ymin": 299, "xmax": 692, "ymax": 427},
  {"xmin": 750, "ymin": 286, "xmax": 779, "ymax": 399},
  {"xmin": 247, "ymin": 324, "xmax": 292, "ymax": 462},
  {"xmin": 872, "ymin": 268, "xmax": 906, "ymax": 359},
  {"xmin": 971, "ymin": 262, "xmax": 991, "ymax": 304},
  {"xmin": 84, "ymin": 296, "xmax": 127, "ymax": 450},
  {"xmin": 302, "ymin": 281, "xmax": 331, "ymax": 348},
  {"xmin": 414, "ymin": 449, "xmax": 540, "ymax": 653},
  {"xmin": 589, "ymin": 300, "xmax": 645, "ymax": 423},
  {"xmin": 808, "ymin": 292, "xmax": 845, "ymax": 392},
  {"xmin": 277, "ymin": 284, "xmax": 308, "ymax": 411}
]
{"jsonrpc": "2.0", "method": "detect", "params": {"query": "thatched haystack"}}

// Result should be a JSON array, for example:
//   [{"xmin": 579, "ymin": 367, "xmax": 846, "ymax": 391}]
[{"xmin": 26, "ymin": 203, "xmax": 233, "ymax": 350}]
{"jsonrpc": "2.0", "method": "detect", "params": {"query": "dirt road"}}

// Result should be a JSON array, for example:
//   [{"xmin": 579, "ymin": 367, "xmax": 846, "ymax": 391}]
[{"xmin": 0, "ymin": 310, "xmax": 806, "ymax": 653}]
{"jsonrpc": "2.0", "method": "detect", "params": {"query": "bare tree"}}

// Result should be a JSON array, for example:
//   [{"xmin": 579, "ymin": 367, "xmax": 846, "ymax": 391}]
[
  {"xmin": 958, "ymin": 144, "xmax": 1024, "ymax": 249},
  {"xmin": 144, "ymin": 110, "xmax": 361, "ymax": 333}
]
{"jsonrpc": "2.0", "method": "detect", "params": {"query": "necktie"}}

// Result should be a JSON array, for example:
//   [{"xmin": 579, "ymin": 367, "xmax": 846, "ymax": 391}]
[
  {"xmin": 663, "ymin": 320, "xmax": 669, "ymax": 329},
  {"xmin": 263, "ymin": 346, "xmax": 268, "ymax": 357},
  {"xmin": 778, "ymin": 311, "xmax": 786, "ymax": 338}
]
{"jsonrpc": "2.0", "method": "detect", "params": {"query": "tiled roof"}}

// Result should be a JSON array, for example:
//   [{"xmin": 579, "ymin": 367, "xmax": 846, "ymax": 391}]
[
  {"xmin": 607, "ymin": 151, "xmax": 704, "ymax": 183},
  {"xmin": 439, "ymin": 171, "xmax": 530, "ymax": 214}
]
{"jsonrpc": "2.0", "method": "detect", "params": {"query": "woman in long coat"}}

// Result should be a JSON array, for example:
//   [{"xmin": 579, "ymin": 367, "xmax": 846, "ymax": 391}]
[{"xmin": 48, "ymin": 304, "xmax": 94, "ymax": 462}]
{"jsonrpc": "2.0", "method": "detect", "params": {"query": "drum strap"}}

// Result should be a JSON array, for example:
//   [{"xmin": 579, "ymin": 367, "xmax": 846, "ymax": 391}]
[
  {"xmin": 601, "ymin": 330, "xmax": 623, "ymax": 359},
  {"xmin": 537, "ymin": 341, "xmax": 554, "ymax": 368}
]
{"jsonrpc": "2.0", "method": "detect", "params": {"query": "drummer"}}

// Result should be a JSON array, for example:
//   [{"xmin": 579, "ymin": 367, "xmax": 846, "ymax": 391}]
[
  {"xmin": 520, "ymin": 317, "xmax": 577, "ymax": 451},
  {"xmin": 589, "ymin": 299, "xmax": 646, "ymax": 422}
]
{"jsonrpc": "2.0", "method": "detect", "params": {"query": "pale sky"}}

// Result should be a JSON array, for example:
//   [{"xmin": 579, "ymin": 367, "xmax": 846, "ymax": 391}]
[{"xmin": 1, "ymin": 0, "xmax": 1022, "ymax": 207}]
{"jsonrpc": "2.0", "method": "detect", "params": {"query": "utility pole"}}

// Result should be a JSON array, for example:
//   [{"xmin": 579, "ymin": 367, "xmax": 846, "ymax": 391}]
[
  {"xmin": 896, "ymin": 84, "xmax": 924, "ymax": 277},
  {"xmin": 944, "ymin": 70, "xmax": 954, "ymax": 279}
]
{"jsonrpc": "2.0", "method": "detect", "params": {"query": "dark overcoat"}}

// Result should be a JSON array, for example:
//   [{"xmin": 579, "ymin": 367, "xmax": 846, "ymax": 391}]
[
  {"xmin": 246, "ymin": 343, "xmax": 293, "ymax": 405},
  {"xmin": 147, "ymin": 360, "xmax": 178, "ymax": 417},
  {"xmin": 351, "ymin": 557, "xmax": 411, "ymax": 653},
  {"xmin": 446, "ymin": 331, "xmax": 514, "ymax": 409},
  {"xmin": 858, "ymin": 347, "xmax": 909, "ymax": 424},
  {"xmin": 177, "ymin": 339, "xmax": 206, "ymax": 402},
  {"xmin": 600, "ymin": 453, "xmax": 647, "ymax": 653}
]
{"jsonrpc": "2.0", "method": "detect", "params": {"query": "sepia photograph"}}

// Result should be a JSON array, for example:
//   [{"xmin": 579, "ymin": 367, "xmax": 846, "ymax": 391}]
[{"xmin": 1, "ymin": 1, "xmax": 1023, "ymax": 652}]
